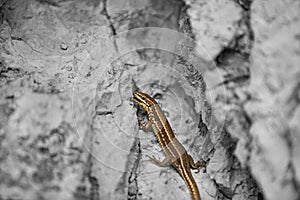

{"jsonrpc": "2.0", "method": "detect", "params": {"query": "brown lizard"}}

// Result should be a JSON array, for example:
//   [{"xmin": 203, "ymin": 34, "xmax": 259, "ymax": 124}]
[{"xmin": 132, "ymin": 91, "xmax": 206, "ymax": 200}]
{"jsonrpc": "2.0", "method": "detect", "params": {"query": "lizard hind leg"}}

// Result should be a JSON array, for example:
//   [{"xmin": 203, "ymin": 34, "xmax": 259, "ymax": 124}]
[
  {"xmin": 146, "ymin": 155, "xmax": 172, "ymax": 167},
  {"xmin": 188, "ymin": 155, "xmax": 206, "ymax": 173}
]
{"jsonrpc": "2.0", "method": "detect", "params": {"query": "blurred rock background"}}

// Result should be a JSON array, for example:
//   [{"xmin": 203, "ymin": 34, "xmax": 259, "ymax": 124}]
[{"xmin": 0, "ymin": 0, "xmax": 299, "ymax": 200}]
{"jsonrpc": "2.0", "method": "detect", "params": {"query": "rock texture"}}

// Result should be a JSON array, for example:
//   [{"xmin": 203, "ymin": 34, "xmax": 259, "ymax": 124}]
[
  {"xmin": 0, "ymin": 0, "xmax": 299, "ymax": 200},
  {"xmin": 245, "ymin": 0, "xmax": 300, "ymax": 200}
]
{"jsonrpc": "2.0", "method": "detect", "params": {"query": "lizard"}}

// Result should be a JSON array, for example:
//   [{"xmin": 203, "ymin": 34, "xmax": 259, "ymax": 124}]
[{"xmin": 132, "ymin": 91, "xmax": 206, "ymax": 200}]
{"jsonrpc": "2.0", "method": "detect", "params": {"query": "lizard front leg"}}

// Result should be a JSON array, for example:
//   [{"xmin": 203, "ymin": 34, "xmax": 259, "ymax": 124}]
[{"xmin": 138, "ymin": 113, "xmax": 154, "ymax": 130}]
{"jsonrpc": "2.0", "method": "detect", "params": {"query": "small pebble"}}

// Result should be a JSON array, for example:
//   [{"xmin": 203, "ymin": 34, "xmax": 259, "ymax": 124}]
[{"xmin": 60, "ymin": 43, "xmax": 68, "ymax": 50}]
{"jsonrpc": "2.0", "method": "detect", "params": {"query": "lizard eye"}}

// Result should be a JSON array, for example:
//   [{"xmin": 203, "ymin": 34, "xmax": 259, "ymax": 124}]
[{"xmin": 153, "ymin": 93, "xmax": 162, "ymax": 100}]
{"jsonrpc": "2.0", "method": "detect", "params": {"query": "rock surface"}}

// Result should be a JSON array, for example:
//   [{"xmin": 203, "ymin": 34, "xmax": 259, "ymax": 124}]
[
  {"xmin": 245, "ymin": 0, "xmax": 300, "ymax": 200},
  {"xmin": 0, "ymin": 0, "xmax": 299, "ymax": 200}
]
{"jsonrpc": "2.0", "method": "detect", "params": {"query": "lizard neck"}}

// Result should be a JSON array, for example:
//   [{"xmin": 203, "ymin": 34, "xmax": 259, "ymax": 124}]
[{"xmin": 150, "ymin": 104, "xmax": 175, "ymax": 147}]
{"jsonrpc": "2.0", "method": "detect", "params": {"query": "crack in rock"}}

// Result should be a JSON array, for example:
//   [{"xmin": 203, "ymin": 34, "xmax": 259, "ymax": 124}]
[{"xmin": 115, "ymin": 137, "xmax": 142, "ymax": 200}]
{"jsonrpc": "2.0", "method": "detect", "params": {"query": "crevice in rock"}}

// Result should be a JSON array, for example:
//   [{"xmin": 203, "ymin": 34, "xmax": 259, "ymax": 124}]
[
  {"xmin": 84, "ymin": 152, "xmax": 100, "ymax": 200},
  {"xmin": 216, "ymin": 73, "xmax": 250, "ymax": 87},
  {"xmin": 197, "ymin": 112, "xmax": 209, "ymax": 137},
  {"xmin": 258, "ymin": 191, "xmax": 265, "ymax": 200},
  {"xmin": 100, "ymin": 0, "xmax": 118, "ymax": 53},
  {"xmin": 0, "ymin": 0, "xmax": 8, "ymax": 22},
  {"xmin": 115, "ymin": 137, "xmax": 142, "ymax": 200},
  {"xmin": 88, "ymin": 175, "xmax": 100, "ymax": 200},
  {"xmin": 95, "ymin": 111, "xmax": 113, "ymax": 115},
  {"xmin": 246, "ymin": 173, "xmax": 266, "ymax": 200},
  {"xmin": 240, "ymin": 109, "xmax": 253, "ymax": 166},
  {"xmin": 234, "ymin": 0, "xmax": 252, "ymax": 11},
  {"xmin": 286, "ymin": 81, "xmax": 300, "ymax": 117},
  {"xmin": 215, "ymin": 7, "xmax": 254, "ymax": 73},
  {"xmin": 101, "ymin": 0, "xmax": 116, "ymax": 36},
  {"xmin": 285, "ymin": 128, "xmax": 300, "ymax": 198},
  {"xmin": 127, "ymin": 138, "xmax": 142, "ymax": 200},
  {"xmin": 78, "ymin": 115, "xmax": 100, "ymax": 200},
  {"xmin": 36, "ymin": 0, "xmax": 60, "ymax": 7}
]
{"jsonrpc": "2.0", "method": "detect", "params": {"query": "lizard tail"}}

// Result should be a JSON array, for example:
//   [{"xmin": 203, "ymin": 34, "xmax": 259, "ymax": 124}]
[{"xmin": 179, "ymin": 167, "xmax": 201, "ymax": 200}]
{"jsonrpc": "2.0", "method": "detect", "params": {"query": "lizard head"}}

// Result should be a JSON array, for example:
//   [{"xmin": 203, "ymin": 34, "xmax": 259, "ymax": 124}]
[{"xmin": 132, "ymin": 91, "xmax": 157, "ymax": 112}]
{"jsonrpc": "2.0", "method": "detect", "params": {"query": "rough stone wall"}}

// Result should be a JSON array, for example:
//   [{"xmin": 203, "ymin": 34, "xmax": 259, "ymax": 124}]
[
  {"xmin": 0, "ymin": 0, "xmax": 299, "ymax": 200},
  {"xmin": 246, "ymin": 1, "xmax": 300, "ymax": 199},
  {"xmin": 186, "ymin": 0, "xmax": 300, "ymax": 200}
]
